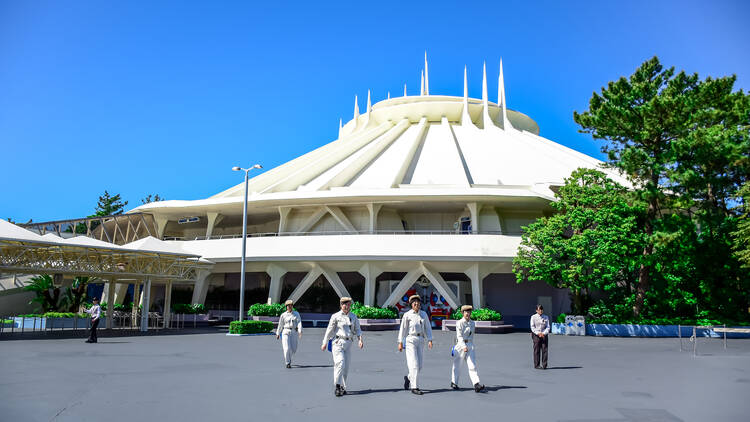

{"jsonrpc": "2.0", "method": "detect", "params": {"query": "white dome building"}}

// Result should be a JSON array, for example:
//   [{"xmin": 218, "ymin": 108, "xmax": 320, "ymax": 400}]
[{"xmin": 131, "ymin": 58, "xmax": 624, "ymax": 324}]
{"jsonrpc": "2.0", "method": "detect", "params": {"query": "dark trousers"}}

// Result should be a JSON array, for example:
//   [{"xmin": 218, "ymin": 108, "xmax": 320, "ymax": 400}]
[
  {"xmin": 87, "ymin": 318, "xmax": 99, "ymax": 343},
  {"xmin": 532, "ymin": 334, "xmax": 548, "ymax": 368}
]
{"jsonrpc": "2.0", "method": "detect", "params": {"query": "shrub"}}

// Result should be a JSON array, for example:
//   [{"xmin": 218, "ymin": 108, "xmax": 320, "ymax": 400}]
[
  {"xmin": 350, "ymin": 301, "xmax": 397, "ymax": 319},
  {"xmin": 42, "ymin": 312, "xmax": 88, "ymax": 319},
  {"xmin": 556, "ymin": 313, "xmax": 567, "ymax": 323},
  {"xmin": 450, "ymin": 308, "xmax": 503, "ymax": 321},
  {"xmin": 172, "ymin": 303, "xmax": 207, "ymax": 314},
  {"xmin": 229, "ymin": 320, "xmax": 274, "ymax": 334},
  {"xmin": 247, "ymin": 303, "xmax": 286, "ymax": 317},
  {"xmin": 2, "ymin": 319, "xmax": 13, "ymax": 324}
]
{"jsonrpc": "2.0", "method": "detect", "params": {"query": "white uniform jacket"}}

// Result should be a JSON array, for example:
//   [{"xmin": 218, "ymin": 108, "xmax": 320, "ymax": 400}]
[
  {"xmin": 398, "ymin": 309, "xmax": 433, "ymax": 344},
  {"xmin": 322, "ymin": 311, "xmax": 362, "ymax": 346},
  {"xmin": 276, "ymin": 310, "xmax": 302, "ymax": 335}
]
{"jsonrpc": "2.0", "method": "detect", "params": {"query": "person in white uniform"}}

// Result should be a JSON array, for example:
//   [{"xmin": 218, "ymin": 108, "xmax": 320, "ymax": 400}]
[
  {"xmin": 83, "ymin": 297, "xmax": 101, "ymax": 343},
  {"xmin": 530, "ymin": 304, "xmax": 550, "ymax": 369},
  {"xmin": 450, "ymin": 305, "xmax": 485, "ymax": 392},
  {"xmin": 321, "ymin": 297, "xmax": 363, "ymax": 397},
  {"xmin": 276, "ymin": 299, "xmax": 302, "ymax": 368},
  {"xmin": 398, "ymin": 294, "xmax": 433, "ymax": 395}
]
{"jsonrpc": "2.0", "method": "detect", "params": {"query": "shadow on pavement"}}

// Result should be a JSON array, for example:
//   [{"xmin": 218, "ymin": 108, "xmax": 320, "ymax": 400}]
[
  {"xmin": 545, "ymin": 366, "xmax": 583, "ymax": 370},
  {"xmin": 347, "ymin": 388, "xmax": 405, "ymax": 395},
  {"xmin": 292, "ymin": 364, "xmax": 332, "ymax": 368}
]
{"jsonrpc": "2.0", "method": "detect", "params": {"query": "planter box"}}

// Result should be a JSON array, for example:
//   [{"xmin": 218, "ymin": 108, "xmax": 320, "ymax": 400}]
[
  {"xmin": 359, "ymin": 318, "xmax": 399, "ymax": 331},
  {"xmin": 251, "ymin": 316, "xmax": 280, "ymax": 327},
  {"xmin": 10, "ymin": 317, "xmax": 105, "ymax": 330},
  {"xmin": 586, "ymin": 323, "xmax": 750, "ymax": 338},
  {"xmin": 442, "ymin": 319, "xmax": 514, "ymax": 334}
]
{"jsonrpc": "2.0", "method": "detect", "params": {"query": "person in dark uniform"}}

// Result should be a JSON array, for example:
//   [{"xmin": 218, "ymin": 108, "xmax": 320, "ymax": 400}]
[
  {"xmin": 83, "ymin": 297, "xmax": 101, "ymax": 343},
  {"xmin": 530, "ymin": 304, "xmax": 550, "ymax": 369}
]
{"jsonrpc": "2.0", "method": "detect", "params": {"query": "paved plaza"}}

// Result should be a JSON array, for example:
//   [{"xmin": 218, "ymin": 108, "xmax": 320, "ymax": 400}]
[{"xmin": 1, "ymin": 328, "xmax": 749, "ymax": 421}]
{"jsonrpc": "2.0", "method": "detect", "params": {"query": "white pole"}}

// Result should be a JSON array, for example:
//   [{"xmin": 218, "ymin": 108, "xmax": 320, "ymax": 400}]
[{"xmin": 239, "ymin": 169, "xmax": 249, "ymax": 322}]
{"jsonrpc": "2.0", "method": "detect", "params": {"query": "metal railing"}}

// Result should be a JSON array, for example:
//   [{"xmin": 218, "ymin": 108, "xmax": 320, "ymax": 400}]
[
  {"xmin": 165, "ymin": 229, "xmax": 519, "ymax": 241},
  {"xmin": 0, "ymin": 311, "xmax": 171, "ymax": 336}
]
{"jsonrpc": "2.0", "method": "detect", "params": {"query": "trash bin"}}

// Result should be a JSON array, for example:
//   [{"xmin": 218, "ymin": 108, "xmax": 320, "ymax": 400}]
[{"xmin": 565, "ymin": 315, "xmax": 586, "ymax": 336}]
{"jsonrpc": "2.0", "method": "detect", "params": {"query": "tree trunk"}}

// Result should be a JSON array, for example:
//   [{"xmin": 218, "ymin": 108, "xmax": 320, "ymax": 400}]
[{"xmin": 633, "ymin": 191, "xmax": 657, "ymax": 318}]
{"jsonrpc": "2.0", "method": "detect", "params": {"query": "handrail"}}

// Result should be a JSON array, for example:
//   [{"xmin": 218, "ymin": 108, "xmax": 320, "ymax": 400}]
[{"xmin": 164, "ymin": 230, "xmax": 521, "ymax": 241}]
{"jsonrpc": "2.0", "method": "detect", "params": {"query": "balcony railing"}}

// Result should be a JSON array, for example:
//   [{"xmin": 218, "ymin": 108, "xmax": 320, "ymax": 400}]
[{"xmin": 163, "ymin": 229, "xmax": 521, "ymax": 241}]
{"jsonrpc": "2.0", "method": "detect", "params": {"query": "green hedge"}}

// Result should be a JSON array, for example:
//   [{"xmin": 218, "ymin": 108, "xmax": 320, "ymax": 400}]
[
  {"xmin": 229, "ymin": 320, "xmax": 274, "ymax": 334},
  {"xmin": 247, "ymin": 303, "xmax": 286, "ymax": 317},
  {"xmin": 17, "ymin": 312, "xmax": 88, "ymax": 318},
  {"xmin": 449, "ymin": 308, "xmax": 503, "ymax": 321},
  {"xmin": 556, "ymin": 313, "xmax": 567, "ymax": 323},
  {"xmin": 2, "ymin": 319, "xmax": 13, "ymax": 324},
  {"xmin": 172, "ymin": 304, "xmax": 206, "ymax": 314},
  {"xmin": 351, "ymin": 301, "xmax": 397, "ymax": 319}
]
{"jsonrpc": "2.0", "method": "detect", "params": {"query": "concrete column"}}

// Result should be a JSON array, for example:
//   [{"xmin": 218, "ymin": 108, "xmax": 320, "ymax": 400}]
[
  {"xmin": 287, "ymin": 266, "xmax": 324, "ymax": 304},
  {"xmin": 163, "ymin": 281, "xmax": 173, "ymax": 329},
  {"xmin": 465, "ymin": 263, "xmax": 484, "ymax": 309},
  {"xmin": 278, "ymin": 207, "xmax": 292, "ymax": 234},
  {"xmin": 154, "ymin": 216, "xmax": 169, "ymax": 239},
  {"xmin": 367, "ymin": 204, "xmax": 383, "ymax": 234},
  {"xmin": 205, "ymin": 212, "xmax": 224, "ymax": 239},
  {"xmin": 467, "ymin": 202, "xmax": 483, "ymax": 234},
  {"xmin": 266, "ymin": 264, "xmax": 287, "ymax": 304},
  {"xmin": 358, "ymin": 262, "xmax": 382, "ymax": 306},
  {"xmin": 319, "ymin": 264, "xmax": 352, "ymax": 299},
  {"xmin": 383, "ymin": 266, "xmax": 423, "ymax": 307},
  {"xmin": 140, "ymin": 277, "xmax": 151, "ymax": 332},
  {"xmin": 106, "ymin": 280, "xmax": 115, "ymax": 329},
  {"xmin": 132, "ymin": 281, "xmax": 141, "ymax": 328},
  {"xmin": 191, "ymin": 270, "xmax": 212, "ymax": 305},
  {"xmin": 113, "ymin": 283, "xmax": 129, "ymax": 305}
]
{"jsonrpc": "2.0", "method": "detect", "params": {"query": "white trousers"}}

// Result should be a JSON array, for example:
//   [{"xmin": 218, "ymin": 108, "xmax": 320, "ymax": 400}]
[
  {"xmin": 451, "ymin": 342, "xmax": 480, "ymax": 385},
  {"xmin": 332, "ymin": 338, "xmax": 353, "ymax": 387},
  {"xmin": 281, "ymin": 329, "xmax": 298, "ymax": 365},
  {"xmin": 405, "ymin": 335, "xmax": 424, "ymax": 389}
]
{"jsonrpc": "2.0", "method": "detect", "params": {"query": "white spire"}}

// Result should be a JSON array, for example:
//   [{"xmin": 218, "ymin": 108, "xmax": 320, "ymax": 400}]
[
  {"xmin": 420, "ymin": 70, "xmax": 425, "ymax": 96},
  {"xmin": 338, "ymin": 118, "xmax": 343, "ymax": 138},
  {"xmin": 461, "ymin": 65, "xmax": 473, "ymax": 127},
  {"xmin": 387, "ymin": 91, "xmax": 391, "ymax": 99},
  {"xmin": 366, "ymin": 90, "xmax": 372, "ymax": 113},
  {"xmin": 482, "ymin": 61, "xmax": 492, "ymax": 129},
  {"xmin": 424, "ymin": 51, "xmax": 429, "ymax": 95},
  {"xmin": 404, "ymin": 83, "xmax": 407, "ymax": 97},
  {"xmin": 353, "ymin": 95, "xmax": 359, "ymax": 128},
  {"xmin": 498, "ymin": 58, "xmax": 511, "ymax": 130}
]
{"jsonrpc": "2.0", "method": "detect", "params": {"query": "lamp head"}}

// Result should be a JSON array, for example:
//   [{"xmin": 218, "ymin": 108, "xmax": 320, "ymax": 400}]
[
  {"xmin": 252, "ymin": 164, "xmax": 262, "ymax": 169},
  {"xmin": 232, "ymin": 166, "xmax": 242, "ymax": 171}
]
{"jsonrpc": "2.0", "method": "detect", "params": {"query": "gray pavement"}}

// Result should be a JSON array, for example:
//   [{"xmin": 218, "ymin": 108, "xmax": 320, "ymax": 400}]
[{"xmin": 1, "ymin": 328, "xmax": 749, "ymax": 421}]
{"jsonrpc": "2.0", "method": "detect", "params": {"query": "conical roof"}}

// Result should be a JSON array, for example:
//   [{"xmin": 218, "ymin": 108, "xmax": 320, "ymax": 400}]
[{"xmin": 211, "ymin": 95, "xmax": 624, "ymax": 199}]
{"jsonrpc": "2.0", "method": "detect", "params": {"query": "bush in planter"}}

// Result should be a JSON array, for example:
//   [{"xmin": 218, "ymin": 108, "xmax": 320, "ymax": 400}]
[
  {"xmin": 449, "ymin": 308, "xmax": 503, "ymax": 321},
  {"xmin": 2, "ymin": 319, "xmax": 13, "ymax": 324},
  {"xmin": 171, "ymin": 303, "xmax": 206, "ymax": 314},
  {"xmin": 350, "ymin": 302, "xmax": 397, "ymax": 319},
  {"xmin": 43, "ymin": 312, "xmax": 88, "ymax": 319},
  {"xmin": 229, "ymin": 320, "xmax": 274, "ymax": 334},
  {"xmin": 247, "ymin": 303, "xmax": 286, "ymax": 317},
  {"xmin": 556, "ymin": 313, "xmax": 567, "ymax": 323}
]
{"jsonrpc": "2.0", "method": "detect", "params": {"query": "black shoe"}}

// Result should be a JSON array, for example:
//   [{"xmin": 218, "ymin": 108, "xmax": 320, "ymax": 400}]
[
  {"xmin": 85, "ymin": 340, "xmax": 92, "ymax": 343},
  {"xmin": 403, "ymin": 375, "xmax": 410, "ymax": 390},
  {"xmin": 451, "ymin": 382, "xmax": 459, "ymax": 390},
  {"xmin": 286, "ymin": 363, "xmax": 291, "ymax": 368},
  {"xmin": 474, "ymin": 383, "xmax": 485, "ymax": 393},
  {"xmin": 411, "ymin": 388, "xmax": 423, "ymax": 395},
  {"xmin": 335, "ymin": 385, "xmax": 343, "ymax": 397},
  {"xmin": 341, "ymin": 388, "xmax": 347, "ymax": 395},
  {"xmin": 534, "ymin": 366, "xmax": 542, "ymax": 369}
]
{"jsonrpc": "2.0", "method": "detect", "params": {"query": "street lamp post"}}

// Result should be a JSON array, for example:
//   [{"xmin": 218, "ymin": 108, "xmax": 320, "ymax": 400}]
[{"xmin": 232, "ymin": 164, "xmax": 262, "ymax": 322}]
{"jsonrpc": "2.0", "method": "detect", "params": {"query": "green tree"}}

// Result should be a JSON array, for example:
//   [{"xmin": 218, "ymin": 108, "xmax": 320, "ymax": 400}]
[
  {"xmin": 95, "ymin": 190, "xmax": 128, "ymax": 216},
  {"xmin": 59, "ymin": 277, "xmax": 94, "ymax": 312},
  {"xmin": 733, "ymin": 182, "xmax": 750, "ymax": 268},
  {"xmin": 513, "ymin": 168, "xmax": 644, "ymax": 315},
  {"xmin": 141, "ymin": 194, "xmax": 164, "ymax": 204},
  {"xmin": 23, "ymin": 275, "xmax": 61, "ymax": 313},
  {"xmin": 573, "ymin": 56, "xmax": 749, "ymax": 318}
]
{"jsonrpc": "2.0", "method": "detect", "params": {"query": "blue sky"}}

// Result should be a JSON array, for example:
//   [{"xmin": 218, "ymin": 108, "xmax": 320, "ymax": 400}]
[{"xmin": 1, "ymin": 0, "xmax": 749, "ymax": 222}]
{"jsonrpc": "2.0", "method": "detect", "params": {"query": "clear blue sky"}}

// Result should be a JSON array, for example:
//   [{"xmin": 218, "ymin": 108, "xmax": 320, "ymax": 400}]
[{"xmin": 1, "ymin": 0, "xmax": 748, "ymax": 222}]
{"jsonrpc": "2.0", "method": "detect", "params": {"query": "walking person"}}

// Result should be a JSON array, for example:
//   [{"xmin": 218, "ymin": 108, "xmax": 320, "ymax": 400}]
[
  {"xmin": 530, "ymin": 304, "xmax": 550, "ymax": 369},
  {"xmin": 450, "ymin": 305, "xmax": 485, "ymax": 392},
  {"xmin": 276, "ymin": 300, "xmax": 302, "ymax": 368},
  {"xmin": 321, "ymin": 297, "xmax": 363, "ymax": 397},
  {"xmin": 83, "ymin": 297, "xmax": 101, "ymax": 343},
  {"xmin": 398, "ymin": 294, "xmax": 433, "ymax": 395}
]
